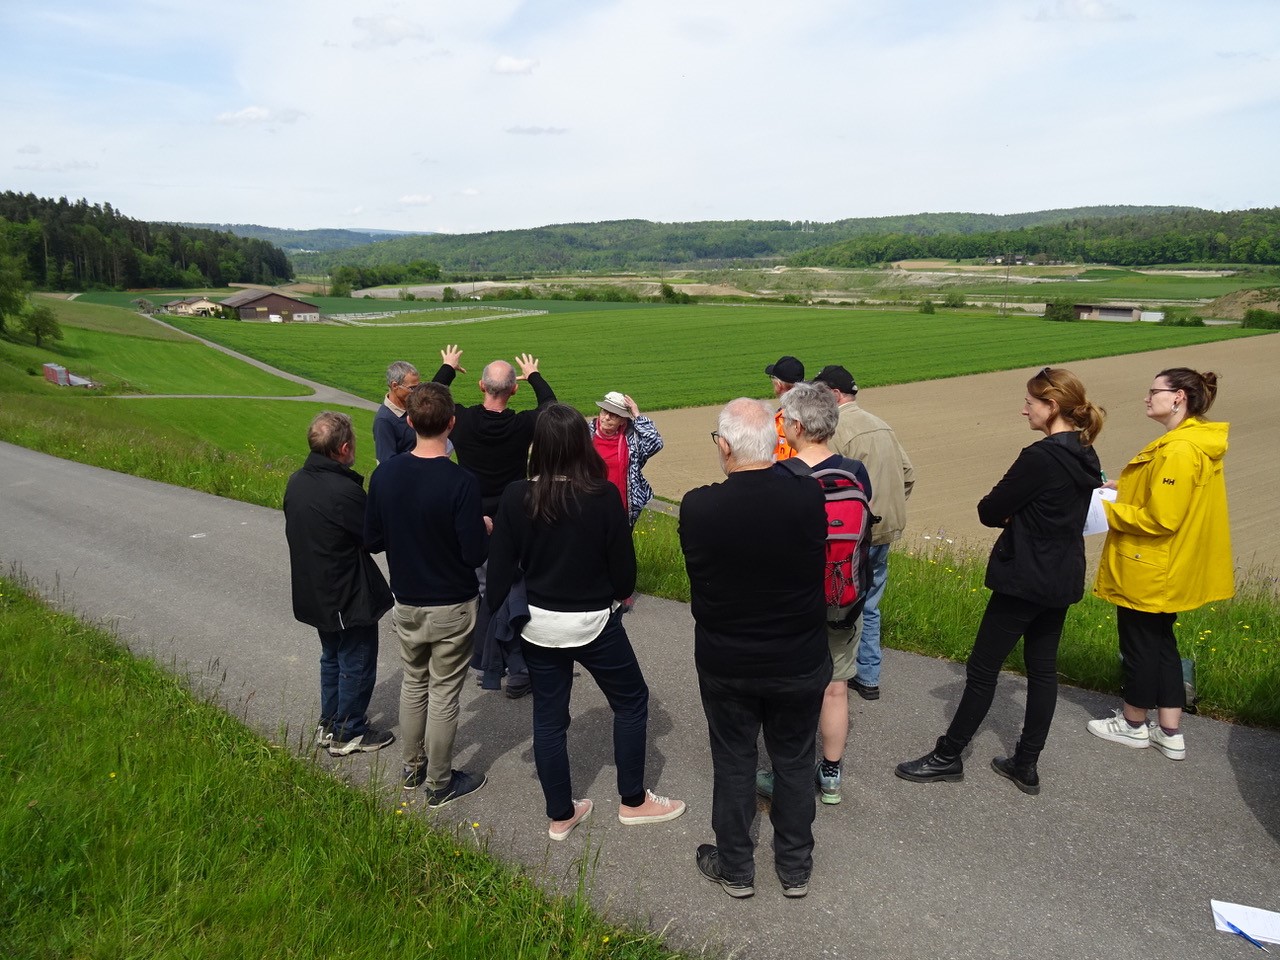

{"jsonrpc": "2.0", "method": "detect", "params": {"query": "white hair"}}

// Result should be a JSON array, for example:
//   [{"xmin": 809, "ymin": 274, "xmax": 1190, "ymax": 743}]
[{"xmin": 717, "ymin": 398, "xmax": 776, "ymax": 465}]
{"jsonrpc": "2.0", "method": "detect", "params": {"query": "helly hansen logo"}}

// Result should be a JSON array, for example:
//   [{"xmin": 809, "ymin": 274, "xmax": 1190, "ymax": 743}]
[{"xmin": 1163, "ymin": 478, "xmax": 1176, "ymax": 485}]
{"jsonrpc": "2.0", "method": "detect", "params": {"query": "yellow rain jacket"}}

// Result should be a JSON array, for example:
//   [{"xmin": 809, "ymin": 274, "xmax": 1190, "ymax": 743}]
[{"xmin": 1094, "ymin": 418, "xmax": 1234, "ymax": 614}]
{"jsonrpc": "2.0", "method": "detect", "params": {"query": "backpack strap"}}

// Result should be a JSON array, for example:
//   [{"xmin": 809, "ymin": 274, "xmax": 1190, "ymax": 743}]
[{"xmin": 778, "ymin": 457, "xmax": 813, "ymax": 478}]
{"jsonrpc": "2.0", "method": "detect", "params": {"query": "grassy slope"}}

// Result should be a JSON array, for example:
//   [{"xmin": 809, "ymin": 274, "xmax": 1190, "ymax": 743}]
[
  {"xmin": 167, "ymin": 305, "xmax": 1269, "ymax": 410},
  {"xmin": 0, "ymin": 580, "xmax": 678, "ymax": 959}
]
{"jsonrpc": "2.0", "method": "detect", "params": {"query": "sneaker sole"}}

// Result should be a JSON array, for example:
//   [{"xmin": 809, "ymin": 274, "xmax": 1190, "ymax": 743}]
[
  {"xmin": 701, "ymin": 875, "xmax": 753, "ymax": 899},
  {"xmin": 1151, "ymin": 742, "xmax": 1186, "ymax": 761},
  {"xmin": 783, "ymin": 884, "xmax": 809, "ymax": 898},
  {"xmin": 819, "ymin": 792, "xmax": 842, "ymax": 805},
  {"xmin": 618, "ymin": 801, "xmax": 687, "ymax": 825},
  {"xmin": 549, "ymin": 801, "xmax": 593, "ymax": 841},
  {"xmin": 1087, "ymin": 726, "xmax": 1150, "ymax": 748},
  {"xmin": 894, "ymin": 767, "xmax": 963, "ymax": 784}
]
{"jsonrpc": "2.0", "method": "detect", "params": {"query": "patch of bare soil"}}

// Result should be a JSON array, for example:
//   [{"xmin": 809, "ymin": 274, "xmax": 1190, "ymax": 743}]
[
  {"xmin": 1202, "ymin": 287, "xmax": 1280, "ymax": 320},
  {"xmin": 645, "ymin": 335, "xmax": 1280, "ymax": 573}
]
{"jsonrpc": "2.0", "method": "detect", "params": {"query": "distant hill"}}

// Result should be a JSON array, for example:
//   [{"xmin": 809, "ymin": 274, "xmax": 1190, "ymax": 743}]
[
  {"xmin": 288, "ymin": 206, "xmax": 1204, "ymax": 275},
  {"xmin": 791, "ymin": 207, "xmax": 1280, "ymax": 268},
  {"xmin": 178, "ymin": 224, "xmax": 434, "ymax": 254}
]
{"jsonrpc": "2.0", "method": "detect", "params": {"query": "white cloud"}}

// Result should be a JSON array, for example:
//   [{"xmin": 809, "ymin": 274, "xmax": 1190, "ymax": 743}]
[
  {"xmin": 351, "ymin": 15, "xmax": 427, "ymax": 49},
  {"xmin": 1030, "ymin": 0, "xmax": 1135, "ymax": 22},
  {"xmin": 16, "ymin": 143, "xmax": 41, "ymax": 154},
  {"xmin": 215, "ymin": 105, "xmax": 303, "ymax": 126},
  {"xmin": 460, "ymin": 188, "xmax": 480, "ymax": 196},
  {"xmin": 505, "ymin": 125, "xmax": 568, "ymax": 136},
  {"xmin": 15, "ymin": 158, "xmax": 96, "ymax": 172},
  {"xmin": 493, "ymin": 55, "xmax": 538, "ymax": 74},
  {"xmin": 398, "ymin": 194, "xmax": 434, "ymax": 206}
]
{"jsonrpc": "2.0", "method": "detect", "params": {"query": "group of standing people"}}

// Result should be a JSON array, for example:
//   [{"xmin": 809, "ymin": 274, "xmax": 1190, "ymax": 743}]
[{"xmin": 284, "ymin": 345, "xmax": 1233, "ymax": 899}]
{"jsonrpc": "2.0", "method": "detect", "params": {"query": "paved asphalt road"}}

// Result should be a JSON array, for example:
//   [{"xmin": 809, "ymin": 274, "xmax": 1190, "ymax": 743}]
[{"xmin": 3, "ymin": 440, "xmax": 1277, "ymax": 959}]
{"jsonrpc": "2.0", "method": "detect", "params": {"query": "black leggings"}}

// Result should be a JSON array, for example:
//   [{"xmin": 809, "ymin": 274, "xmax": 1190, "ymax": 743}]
[
  {"xmin": 945, "ymin": 592, "xmax": 1068, "ymax": 759},
  {"xmin": 1116, "ymin": 605, "xmax": 1183, "ymax": 709}
]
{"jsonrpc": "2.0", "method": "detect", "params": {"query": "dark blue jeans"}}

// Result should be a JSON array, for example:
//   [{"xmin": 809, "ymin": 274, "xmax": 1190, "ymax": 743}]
[
  {"xmin": 944, "ymin": 591, "xmax": 1068, "ymax": 758},
  {"xmin": 697, "ymin": 659, "xmax": 830, "ymax": 886},
  {"xmin": 317, "ymin": 622, "xmax": 380, "ymax": 741},
  {"xmin": 521, "ymin": 612, "xmax": 649, "ymax": 821}
]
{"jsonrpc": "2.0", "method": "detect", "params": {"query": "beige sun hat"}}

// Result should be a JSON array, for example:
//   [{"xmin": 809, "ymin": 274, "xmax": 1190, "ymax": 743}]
[{"xmin": 595, "ymin": 391, "xmax": 631, "ymax": 418}]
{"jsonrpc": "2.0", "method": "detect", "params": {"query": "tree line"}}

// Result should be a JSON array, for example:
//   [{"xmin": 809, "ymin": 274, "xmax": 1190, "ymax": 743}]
[
  {"xmin": 789, "ymin": 208, "xmax": 1280, "ymax": 268},
  {"xmin": 0, "ymin": 192, "xmax": 293, "ymax": 292},
  {"xmin": 292, "ymin": 206, "xmax": 1194, "ymax": 277}
]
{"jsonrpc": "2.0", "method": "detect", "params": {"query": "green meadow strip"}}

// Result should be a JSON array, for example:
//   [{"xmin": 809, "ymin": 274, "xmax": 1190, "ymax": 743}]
[{"xmin": 0, "ymin": 578, "xmax": 683, "ymax": 960}]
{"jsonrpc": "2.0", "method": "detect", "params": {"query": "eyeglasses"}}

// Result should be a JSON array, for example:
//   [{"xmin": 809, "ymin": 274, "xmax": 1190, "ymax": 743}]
[
  {"xmin": 1036, "ymin": 366, "xmax": 1053, "ymax": 380},
  {"xmin": 710, "ymin": 431, "xmax": 722, "ymax": 444},
  {"xmin": 1146, "ymin": 388, "xmax": 1178, "ymax": 399}
]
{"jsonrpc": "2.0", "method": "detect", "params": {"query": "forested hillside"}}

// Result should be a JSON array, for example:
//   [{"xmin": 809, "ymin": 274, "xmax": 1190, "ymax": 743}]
[
  {"xmin": 291, "ymin": 206, "xmax": 1191, "ymax": 275},
  {"xmin": 178, "ymin": 223, "xmax": 432, "ymax": 254},
  {"xmin": 791, "ymin": 207, "xmax": 1280, "ymax": 268},
  {"xmin": 0, "ymin": 193, "xmax": 292, "ymax": 290}
]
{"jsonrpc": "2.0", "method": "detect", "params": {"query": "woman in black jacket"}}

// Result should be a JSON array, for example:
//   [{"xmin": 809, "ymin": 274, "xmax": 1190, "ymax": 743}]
[
  {"xmin": 487, "ymin": 404, "xmax": 686, "ymax": 840},
  {"xmin": 896, "ymin": 368, "xmax": 1105, "ymax": 794}
]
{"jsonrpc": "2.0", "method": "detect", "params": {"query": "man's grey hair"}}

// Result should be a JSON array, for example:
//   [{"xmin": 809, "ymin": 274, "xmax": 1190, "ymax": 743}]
[
  {"xmin": 385, "ymin": 360, "xmax": 417, "ymax": 388},
  {"xmin": 781, "ymin": 382, "xmax": 839, "ymax": 444},
  {"xmin": 481, "ymin": 360, "xmax": 517, "ymax": 397},
  {"xmin": 717, "ymin": 398, "xmax": 776, "ymax": 465}
]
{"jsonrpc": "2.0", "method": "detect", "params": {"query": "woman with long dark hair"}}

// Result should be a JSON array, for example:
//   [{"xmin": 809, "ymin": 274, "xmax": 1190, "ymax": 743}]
[
  {"xmin": 896, "ymin": 367, "xmax": 1105, "ymax": 794},
  {"xmin": 1088, "ymin": 368, "xmax": 1232, "ymax": 761},
  {"xmin": 487, "ymin": 403, "xmax": 685, "ymax": 840}
]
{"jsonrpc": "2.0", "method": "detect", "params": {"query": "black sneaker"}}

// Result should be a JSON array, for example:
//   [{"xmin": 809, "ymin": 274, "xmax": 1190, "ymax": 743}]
[
  {"xmin": 328, "ymin": 727, "xmax": 395, "ymax": 757},
  {"xmin": 695, "ymin": 844, "xmax": 754, "ymax": 899},
  {"xmin": 849, "ymin": 677, "xmax": 880, "ymax": 701},
  {"xmin": 782, "ymin": 878, "xmax": 810, "ymax": 899},
  {"xmin": 426, "ymin": 770, "xmax": 487, "ymax": 808},
  {"xmin": 402, "ymin": 764, "xmax": 427, "ymax": 790}
]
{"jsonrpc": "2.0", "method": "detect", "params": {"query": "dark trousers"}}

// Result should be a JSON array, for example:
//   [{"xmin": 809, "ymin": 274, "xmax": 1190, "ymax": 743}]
[
  {"xmin": 697, "ymin": 660, "xmax": 830, "ymax": 886},
  {"xmin": 521, "ymin": 612, "xmax": 649, "ymax": 821},
  {"xmin": 1116, "ymin": 606, "xmax": 1183, "ymax": 709},
  {"xmin": 317, "ymin": 622, "xmax": 380, "ymax": 741},
  {"xmin": 945, "ymin": 592, "xmax": 1067, "ymax": 759}
]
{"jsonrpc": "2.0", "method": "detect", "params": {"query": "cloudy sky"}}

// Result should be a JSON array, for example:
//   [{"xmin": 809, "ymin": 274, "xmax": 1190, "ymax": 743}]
[{"xmin": 3, "ymin": 0, "xmax": 1277, "ymax": 233}]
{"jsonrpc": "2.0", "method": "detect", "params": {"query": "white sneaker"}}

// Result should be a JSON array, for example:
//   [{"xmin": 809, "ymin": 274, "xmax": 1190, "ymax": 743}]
[
  {"xmin": 1087, "ymin": 709, "xmax": 1150, "ymax": 748},
  {"xmin": 1149, "ymin": 723, "xmax": 1186, "ymax": 761}
]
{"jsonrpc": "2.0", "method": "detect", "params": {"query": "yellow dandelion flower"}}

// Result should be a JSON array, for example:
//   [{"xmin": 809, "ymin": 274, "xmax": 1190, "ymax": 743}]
[
  {"xmin": 109, "ymin": 772, "xmax": 117, "ymax": 779},
  {"xmin": 603, "ymin": 936, "xmax": 610, "ymax": 943},
  {"xmin": 472, "ymin": 822, "xmax": 480, "ymax": 828},
  {"xmin": 395, "ymin": 809, "xmax": 403, "ymax": 816}
]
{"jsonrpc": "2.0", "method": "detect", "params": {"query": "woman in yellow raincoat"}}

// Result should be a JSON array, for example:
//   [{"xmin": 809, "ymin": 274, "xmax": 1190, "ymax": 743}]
[{"xmin": 1088, "ymin": 368, "xmax": 1233, "ymax": 762}]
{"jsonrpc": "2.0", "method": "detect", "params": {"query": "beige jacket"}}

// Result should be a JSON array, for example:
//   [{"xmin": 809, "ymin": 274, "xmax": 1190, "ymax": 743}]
[{"xmin": 830, "ymin": 400, "xmax": 915, "ymax": 545}]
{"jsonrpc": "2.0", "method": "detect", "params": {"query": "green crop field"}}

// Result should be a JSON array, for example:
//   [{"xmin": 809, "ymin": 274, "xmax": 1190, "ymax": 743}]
[
  {"xmin": 333, "ymin": 306, "xmax": 532, "ymax": 325},
  {"xmin": 5, "ymin": 299, "xmax": 308, "ymax": 396},
  {"xmin": 168, "ymin": 304, "xmax": 1272, "ymax": 411}
]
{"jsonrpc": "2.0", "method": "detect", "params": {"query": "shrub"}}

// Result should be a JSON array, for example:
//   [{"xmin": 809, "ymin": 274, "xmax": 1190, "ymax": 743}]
[
  {"xmin": 1043, "ymin": 299, "xmax": 1075, "ymax": 322},
  {"xmin": 943, "ymin": 292, "xmax": 967, "ymax": 309},
  {"xmin": 919, "ymin": 299, "xmax": 935, "ymax": 314},
  {"xmin": 1242, "ymin": 308, "xmax": 1280, "ymax": 329}
]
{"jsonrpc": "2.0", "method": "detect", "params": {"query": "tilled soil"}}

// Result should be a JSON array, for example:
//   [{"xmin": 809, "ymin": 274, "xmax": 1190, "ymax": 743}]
[{"xmin": 644, "ymin": 335, "xmax": 1279, "ymax": 573}]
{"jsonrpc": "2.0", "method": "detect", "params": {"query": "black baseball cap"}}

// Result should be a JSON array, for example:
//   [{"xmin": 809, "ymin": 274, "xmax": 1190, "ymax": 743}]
[
  {"xmin": 813, "ymin": 365, "xmax": 857, "ymax": 395},
  {"xmin": 765, "ymin": 355, "xmax": 804, "ymax": 383}
]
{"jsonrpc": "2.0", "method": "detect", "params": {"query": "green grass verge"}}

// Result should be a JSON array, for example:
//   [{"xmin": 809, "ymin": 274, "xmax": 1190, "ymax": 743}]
[
  {"xmin": 165, "ymin": 305, "xmax": 1270, "ymax": 411},
  {"xmin": 0, "ymin": 578, "xmax": 681, "ymax": 959}
]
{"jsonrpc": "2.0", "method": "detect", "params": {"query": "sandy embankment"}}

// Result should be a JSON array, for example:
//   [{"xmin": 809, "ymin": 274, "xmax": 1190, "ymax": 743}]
[{"xmin": 644, "ymin": 336, "xmax": 1279, "ymax": 574}]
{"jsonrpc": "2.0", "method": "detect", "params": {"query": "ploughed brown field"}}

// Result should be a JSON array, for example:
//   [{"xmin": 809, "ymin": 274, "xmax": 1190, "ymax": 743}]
[{"xmin": 644, "ymin": 336, "xmax": 1279, "ymax": 575}]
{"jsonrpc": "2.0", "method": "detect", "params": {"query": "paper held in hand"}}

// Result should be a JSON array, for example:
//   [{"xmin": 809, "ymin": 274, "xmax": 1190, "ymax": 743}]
[{"xmin": 1083, "ymin": 487, "xmax": 1117, "ymax": 536}]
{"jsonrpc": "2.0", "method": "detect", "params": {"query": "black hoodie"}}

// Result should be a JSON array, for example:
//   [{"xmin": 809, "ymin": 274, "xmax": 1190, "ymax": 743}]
[{"xmin": 978, "ymin": 431, "xmax": 1103, "ymax": 608}]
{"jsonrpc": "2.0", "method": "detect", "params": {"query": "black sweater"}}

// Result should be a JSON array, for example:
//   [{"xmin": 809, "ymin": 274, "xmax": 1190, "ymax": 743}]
[
  {"xmin": 487, "ymin": 480, "xmax": 636, "ymax": 613},
  {"xmin": 433, "ymin": 368, "xmax": 557, "ymax": 514},
  {"xmin": 679, "ymin": 468, "xmax": 829, "ymax": 678},
  {"xmin": 363, "ymin": 455, "xmax": 488, "ymax": 606},
  {"xmin": 979, "ymin": 431, "xmax": 1103, "ymax": 608}
]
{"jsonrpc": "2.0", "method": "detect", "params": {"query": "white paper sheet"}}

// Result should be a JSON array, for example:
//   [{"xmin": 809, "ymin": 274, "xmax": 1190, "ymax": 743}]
[
  {"xmin": 1083, "ymin": 487, "xmax": 1117, "ymax": 536},
  {"xmin": 1213, "ymin": 899, "xmax": 1280, "ymax": 945}
]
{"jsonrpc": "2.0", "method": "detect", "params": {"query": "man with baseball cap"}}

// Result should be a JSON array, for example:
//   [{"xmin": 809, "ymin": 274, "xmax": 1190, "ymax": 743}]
[
  {"xmin": 812, "ymin": 364, "xmax": 915, "ymax": 701},
  {"xmin": 765, "ymin": 355, "xmax": 805, "ymax": 460}
]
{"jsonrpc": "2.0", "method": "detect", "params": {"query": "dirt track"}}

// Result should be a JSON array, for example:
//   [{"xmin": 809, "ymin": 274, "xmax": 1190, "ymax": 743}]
[{"xmin": 644, "ymin": 335, "xmax": 1279, "ymax": 573}]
